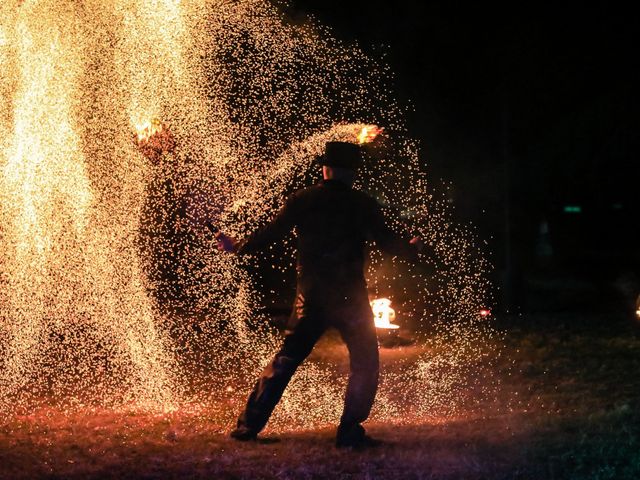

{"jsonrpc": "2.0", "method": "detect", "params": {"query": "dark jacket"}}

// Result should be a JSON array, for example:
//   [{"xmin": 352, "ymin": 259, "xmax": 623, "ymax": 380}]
[{"xmin": 235, "ymin": 179, "xmax": 415, "ymax": 316}]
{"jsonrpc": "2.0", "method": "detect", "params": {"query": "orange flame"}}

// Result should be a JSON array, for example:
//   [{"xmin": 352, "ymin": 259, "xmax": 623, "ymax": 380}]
[
  {"xmin": 370, "ymin": 298, "xmax": 400, "ymax": 330},
  {"xmin": 135, "ymin": 118, "xmax": 163, "ymax": 143},
  {"xmin": 357, "ymin": 125, "xmax": 384, "ymax": 144}
]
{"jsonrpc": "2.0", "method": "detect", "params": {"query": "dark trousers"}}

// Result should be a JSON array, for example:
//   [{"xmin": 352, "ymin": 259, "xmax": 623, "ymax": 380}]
[{"xmin": 236, "ymin": 309, "xmax": 380, "ymax": 433}]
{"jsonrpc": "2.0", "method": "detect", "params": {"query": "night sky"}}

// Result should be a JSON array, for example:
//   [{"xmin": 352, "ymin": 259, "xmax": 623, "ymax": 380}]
[{"xmin": 286, "ymin": 1, "xmax": 638, "ymax": 290}]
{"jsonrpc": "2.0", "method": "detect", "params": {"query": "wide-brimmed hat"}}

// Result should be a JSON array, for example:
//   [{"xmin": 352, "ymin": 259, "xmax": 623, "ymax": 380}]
[{"xmin": 316, "ymin": 141, "xmax": 362, "ymax": 169}]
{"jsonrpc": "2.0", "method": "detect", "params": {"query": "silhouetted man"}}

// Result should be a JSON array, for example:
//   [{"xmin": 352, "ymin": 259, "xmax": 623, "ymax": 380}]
[
  {"xmin": 135, "ymin": 123, "xmax": 193, "ymax": 311},
  {"xmin": 216, "ymin": 141, "xmax": 422, "ymax": 448}
]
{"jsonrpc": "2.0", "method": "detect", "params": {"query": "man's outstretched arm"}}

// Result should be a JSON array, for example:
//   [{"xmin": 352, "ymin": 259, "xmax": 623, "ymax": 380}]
[
  {"xmin": 367, "ymin": 198, "xmax": 423, "ymax": 260},
  {"xmin": 215, "ymin": 195, "xmax": 298, "ymax": 255}
]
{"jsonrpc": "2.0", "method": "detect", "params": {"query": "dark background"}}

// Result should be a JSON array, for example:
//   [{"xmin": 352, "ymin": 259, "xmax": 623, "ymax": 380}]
[{"xmin": 284, "ymin": 1, "xmax": 639, "ymax": 314}]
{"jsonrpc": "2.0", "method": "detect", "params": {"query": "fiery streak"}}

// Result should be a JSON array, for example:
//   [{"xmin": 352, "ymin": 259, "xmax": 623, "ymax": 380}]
[
  {"xmin": 357, "ymin": 125, "xmax": 384, "ymax": 144},
  {"xmin": 136, "ymin": 118, "xmax": 163, "ymax": 143}
]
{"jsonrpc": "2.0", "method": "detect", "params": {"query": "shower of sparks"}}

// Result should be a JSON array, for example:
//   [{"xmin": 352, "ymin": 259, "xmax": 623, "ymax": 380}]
[{"xmin": 0, "ymin": 0, "xmax": 497, "ymax": 429}]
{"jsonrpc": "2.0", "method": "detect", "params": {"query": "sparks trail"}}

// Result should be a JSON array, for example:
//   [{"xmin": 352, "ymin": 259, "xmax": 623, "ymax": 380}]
[{"xmin": 0, "ymin": 0, "xmax": 497, "ymax": 429}]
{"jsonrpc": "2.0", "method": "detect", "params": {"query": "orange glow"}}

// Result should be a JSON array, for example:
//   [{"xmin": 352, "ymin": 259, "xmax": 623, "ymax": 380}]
[
  {"xmin": 371, "ymin": 298, "xmax": 400, "ymax": 330},
  {"xmin": 135, "ymin": 118, "xmax": 163, "ymax": 143},
  {"xmin": 479, "ymin": 309, "xmax": 491, "ymax": 317},
  {"xmin": 357, "ymin": 125, "xmax": 384, "ymax": 144}
]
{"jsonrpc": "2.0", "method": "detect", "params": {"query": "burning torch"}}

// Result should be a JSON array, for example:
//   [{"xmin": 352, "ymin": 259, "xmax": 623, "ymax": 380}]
[
  {"xmin": 134, "ymin": 118, "xmax": 176, "ymax": 163},
  {"xmin": 356, "ymin": 125, "xmax": 384, "ymax": 145}
]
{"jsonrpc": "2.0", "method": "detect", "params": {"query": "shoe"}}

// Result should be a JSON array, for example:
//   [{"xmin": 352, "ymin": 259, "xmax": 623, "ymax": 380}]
[
  {"xmin": 230, "ymin": 426, "xmax": 257, "ymax": 441},
  {"xmin": 336, "ymin": 433, "xmax": 383, "ymax": 449},
  {"xmin": 336, "ymin": 423, "xmax": 382, "ymax": 449}
]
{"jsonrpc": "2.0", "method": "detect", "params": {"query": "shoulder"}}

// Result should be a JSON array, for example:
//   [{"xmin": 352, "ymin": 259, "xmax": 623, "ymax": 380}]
[
  {"xmin": 295, "ymin": 184, "xmax": 321, "ymax": 197},
  {"xmin": 281, "ymin": 185, "xmax": 317, "ymax": 215},
  {"xmin": 353, "ymin": 188, "xmax": 380, "ymax": 211},
  {"xmin": 288, "ymin": 185, "xmax": 315, "ymax": 203},
  {"xmin": 288, "ymin": 183, "xmax": 324, "ymax": 204}
]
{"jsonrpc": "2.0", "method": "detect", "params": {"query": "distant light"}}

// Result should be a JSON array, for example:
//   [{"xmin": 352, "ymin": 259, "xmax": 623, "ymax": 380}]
[
  {"xmin": 636, "ymin": 309, "xmax": 640, "ymax": 321},
  {"xmin": 563, "ymin": 205, "xmax": 582, "ymax": 214},
  {"xmin": 479, "ymin": 309, "xmax": 491, "ymax": 317}
]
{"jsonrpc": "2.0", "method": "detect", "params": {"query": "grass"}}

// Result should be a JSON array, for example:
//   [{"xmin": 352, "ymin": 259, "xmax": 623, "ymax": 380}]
[{"xmin": 1, "ymin": 312, "xmax": 639, "ymax": 479}]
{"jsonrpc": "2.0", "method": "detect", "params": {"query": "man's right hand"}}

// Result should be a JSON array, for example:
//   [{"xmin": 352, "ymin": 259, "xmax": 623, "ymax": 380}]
[{"xmin": 215, "ymin": 232, "xmax": 237, "ymax": 253}]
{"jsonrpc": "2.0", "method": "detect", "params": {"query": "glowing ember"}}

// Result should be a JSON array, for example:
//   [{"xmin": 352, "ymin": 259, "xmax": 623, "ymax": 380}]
[
  {"xmin": 357, "ymin": 125, "xmax": 384, "ymax": 144},
  {"xmin": 371, "ymin": 298, "xmax": 401, "ymax": 330},
  {"xmin": 479, "ymin": 308, "xmax": 492, "ymax": 317}
]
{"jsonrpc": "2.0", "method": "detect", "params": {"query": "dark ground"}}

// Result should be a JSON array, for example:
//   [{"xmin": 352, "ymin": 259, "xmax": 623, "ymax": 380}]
[{"xmin": 1, "ymin": 311, "xmax": 638, "ymax": 480}]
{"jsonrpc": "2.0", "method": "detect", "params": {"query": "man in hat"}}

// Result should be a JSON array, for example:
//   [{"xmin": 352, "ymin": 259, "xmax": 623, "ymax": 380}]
[{"xmin": 215, "ymin": 141, "xmax": 423, "ymax": 448}]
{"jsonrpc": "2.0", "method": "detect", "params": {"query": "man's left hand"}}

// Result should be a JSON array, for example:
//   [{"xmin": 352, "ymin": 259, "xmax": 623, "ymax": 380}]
[
  {"xmin": 410, "ymin": 236, "xmax": 424, "ymax": 253},
  {"xmin": 215, "ymin": 232, "xmax": 237, "ymax": 253}
]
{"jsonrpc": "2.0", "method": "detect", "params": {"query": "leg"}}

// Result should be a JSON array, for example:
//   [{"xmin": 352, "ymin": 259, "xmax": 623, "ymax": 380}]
[
  {"xmin": 336, "ymin": 315, "xmax": 380, "ymax": 443},
  {"xmin": 235, "ymin": 314, "xmax": 325, "ymax": 436}
]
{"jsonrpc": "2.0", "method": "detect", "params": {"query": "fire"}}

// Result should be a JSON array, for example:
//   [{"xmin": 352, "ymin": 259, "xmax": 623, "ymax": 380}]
[
  {"xmin": 357, "ymin": 125, "xmax": 384, "ymax": 144},
  {"xmin": 370, "ymin": 298, "xmax": 400, "ymax": 330},
  {"xmin": 479, "ymin": 308, "xmax": 491, "ymax": 317},
  {"xmin": 135, "ymin": 118, "xmax": 163, "ymax": 143}
]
